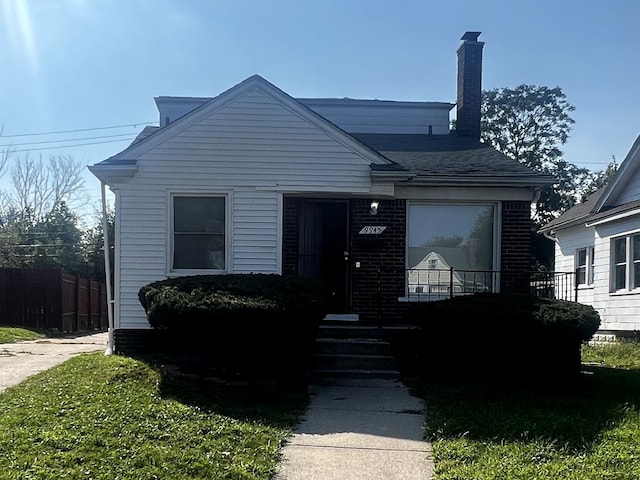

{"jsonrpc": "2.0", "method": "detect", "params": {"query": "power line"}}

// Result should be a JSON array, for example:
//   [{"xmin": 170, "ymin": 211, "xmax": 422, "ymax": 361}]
[
  {"xmin": 8, "ymin": 137, "xmax": 137, "ymax": 153},
  {"xmin": 0, "ymin": 133, "xmax": 136, "ymax": 148},
  {"xmin": 1, "ymin": 122, "xmax": 156, "ymax": 138}
]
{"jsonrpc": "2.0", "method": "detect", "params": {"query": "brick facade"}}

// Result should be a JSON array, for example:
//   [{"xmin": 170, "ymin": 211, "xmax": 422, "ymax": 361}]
[
  {"xmin": 282, "ymin": 197, "xmax": 299, "ymax": 277},
  {"xmin": 349, "ymin": 199, "xmax": 407, "ymax": 323},
  {"xmin": 500, "ymin": 200, "xmax": 534, "ymax": 292}
]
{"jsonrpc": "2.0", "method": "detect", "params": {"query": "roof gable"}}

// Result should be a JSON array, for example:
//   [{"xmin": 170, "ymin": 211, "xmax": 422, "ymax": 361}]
[
  {"xmin": 539, "ymin": 133, "xmax": 640, "ymax": 234},
  {"xmin": 594, "ymin": 134, "xmax": 640, "ymax": 211},
  {"xmin": 94, "ymin": 74, "xmax": 392, "ymax": 169}
]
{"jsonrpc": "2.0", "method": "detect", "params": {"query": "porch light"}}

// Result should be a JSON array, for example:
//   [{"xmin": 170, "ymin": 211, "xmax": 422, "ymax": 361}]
[{"xmin": 370, "ymin": 200, "xmax": 380, "ymax": 215}]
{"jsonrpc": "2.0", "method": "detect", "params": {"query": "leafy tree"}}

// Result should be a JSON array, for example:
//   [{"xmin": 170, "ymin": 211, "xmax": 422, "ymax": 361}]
[
  {"xmin": 482, "ymin": 85, "xmax": 575, "ymax": 172},
  {"xmin": 481, "ymin": 85, "xmax": 624, "ymax": 270},
  {"xmin": 424, "ymin": 235, "xmax": 463, "ymax": 248},
  {"xmin": 481, "ymin": 84, "xmax": 580, "ymax": 226},
  {"xmin": 588, "ymin": 156, "xmax": 619, "ymax": 194},
  {"xmin": 0, "ymin": 201, "xmax": 87, "ymax": 274},
  {"xmin": 84, "ymin": 207, "xmax": 115, "ymax": 284}
]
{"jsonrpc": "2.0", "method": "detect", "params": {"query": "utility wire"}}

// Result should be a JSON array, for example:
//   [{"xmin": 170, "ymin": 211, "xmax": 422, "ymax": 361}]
[
  {"xmin": 7, "ymin": 137, "xmax": 137, "ymax": 153},
  {"xmin": 0, "ymin": 133, "xmax": 137, "ymax": 148},
  {"xmin": 1, "ymin": 122, "xmax": 156, "ymax": 138}
]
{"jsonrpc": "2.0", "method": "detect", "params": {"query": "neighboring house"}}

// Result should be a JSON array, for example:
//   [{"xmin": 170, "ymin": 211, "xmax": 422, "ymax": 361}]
[
  {"xmin": 89, "ymin": 32, "xmax": 553, "ymax": 351},
  {"xmin": 539, "ymin": 134, "xmax": 640, "ymax": 335},
  {"xmin": 408, "ymin": 250, "xmax": 465, "ymax": 297}
]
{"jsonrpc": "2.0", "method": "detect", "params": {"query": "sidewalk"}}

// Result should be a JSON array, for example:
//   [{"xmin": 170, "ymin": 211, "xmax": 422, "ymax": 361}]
[
  {"xmin": 0, "ymin": 331, "xmax": 108, "ymax": 394},
  {"xmin": 275, "ymin": 378, "xmax": 434, "ymax": 480}
]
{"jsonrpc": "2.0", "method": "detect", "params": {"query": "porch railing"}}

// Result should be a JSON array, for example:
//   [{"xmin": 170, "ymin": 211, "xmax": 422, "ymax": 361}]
[{"xmin": 404, "ymin": 267, "xmax": 577, "ymax": 302}]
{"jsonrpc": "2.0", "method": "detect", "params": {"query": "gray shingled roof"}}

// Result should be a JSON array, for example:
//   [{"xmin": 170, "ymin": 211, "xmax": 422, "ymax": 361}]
[
  {"xmin": 350, "ymin": 132, "xmax": 484, "ymax": 152},
  {"xmin": 541, "ymin": 188, "xmax": 640, "ymax": 234},
  {"xmin": 353, "ymin": 133, "xmax": 550, "ymax": 179},
  {"xmin": 538, "ymin": 189, "xmax": 605, "ymax": 232},
  {"xmin": 131, "ymin": 125, "xmax": 159, "ymax": 145}
]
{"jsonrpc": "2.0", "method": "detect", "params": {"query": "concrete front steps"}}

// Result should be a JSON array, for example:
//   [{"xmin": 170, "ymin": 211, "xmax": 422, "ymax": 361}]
[{"xmin": 307, "ymin": 335, "xmax": 401, "ymax": 383}]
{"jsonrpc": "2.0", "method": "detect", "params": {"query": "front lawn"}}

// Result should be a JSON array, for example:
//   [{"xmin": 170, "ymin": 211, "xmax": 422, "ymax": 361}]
[
  {"xmin": 410, "ymin": 341, "xmax": 640, "ymax": 479},
  {"xmin": 0, "ymin": 327, "xmax": 43, "ymax": 344},
  {"xmin": 0, "ymin": 353, "xmax": 308, "ymax": 479}
]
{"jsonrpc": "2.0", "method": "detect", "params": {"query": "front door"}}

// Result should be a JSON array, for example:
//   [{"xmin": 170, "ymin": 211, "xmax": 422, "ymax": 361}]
[{"xmin": 297, "ymin": 200, "xmax": 350, "ymax": 313}]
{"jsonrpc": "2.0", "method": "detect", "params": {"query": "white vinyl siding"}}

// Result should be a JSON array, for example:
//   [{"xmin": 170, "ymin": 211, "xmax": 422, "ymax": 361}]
[
  {"xmin": 555, "ymin": 217, "xmax": 640, "ymax": 331},
  {"xmin": 112, "ymin": 87, "xmax": 374, "ymax": 330},
  {"xmin": 298, "ymin": 99, "xmax": 452, "ymax": 135},
  {"xmin": 156, "ymin": 96, "xmax": 453, "ymax": 135},
  {"xmin": 614, "ymin": 168, "xmax": 640, "ymax": 205},
  {"xmin": 232, "ymin": 191, "xmax": 280, "ymax": 273}
]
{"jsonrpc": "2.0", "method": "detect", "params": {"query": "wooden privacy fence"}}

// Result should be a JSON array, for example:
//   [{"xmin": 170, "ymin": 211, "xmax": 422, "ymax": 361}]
[{"xmin": 0, "ymin": 268, "xmax": 108, "ymax": 333}]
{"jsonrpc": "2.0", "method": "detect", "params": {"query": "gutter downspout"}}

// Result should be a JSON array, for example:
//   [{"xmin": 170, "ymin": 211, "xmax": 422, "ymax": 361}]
[{"xmin": 101, "ymin": 182, "xmax": 115, "ymax": 356}]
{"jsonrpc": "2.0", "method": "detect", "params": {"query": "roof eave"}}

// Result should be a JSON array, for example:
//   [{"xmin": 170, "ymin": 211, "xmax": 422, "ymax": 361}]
[
  {"xmin": 404, "ymin": 176, "xmax": 554, "ymax": 187},
  {"xmin": 370, "ymin": 170, "xmax": 415, "ymax": 182},
  {"xmin": 88, "ymin": 164, "xmax": 137, "ymax": 184},
  {"xmin": 538, "ymin": 215, "xmax": 591, "ymax": 234},
  {"xmin": 585, "ymin": 206, "xmax": 640, "ymax": 227}
]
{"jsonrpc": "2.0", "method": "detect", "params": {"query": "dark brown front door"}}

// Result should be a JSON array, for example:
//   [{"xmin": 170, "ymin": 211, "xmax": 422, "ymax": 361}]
[{"xmin": 297, "ymin": 200, "xmax": 350, "ymax": 313}]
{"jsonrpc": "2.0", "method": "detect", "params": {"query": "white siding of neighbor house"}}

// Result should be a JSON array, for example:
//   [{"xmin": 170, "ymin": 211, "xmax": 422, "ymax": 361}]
[
  {"xmin": 555, "ymin": 216, "xmax": 640, "ymax": 331},
  {"xmin": 554, "ymin": 225, "xmax": 596, "ymax": 306},
  {"xmin": 612, "ymin": 168, "xmax": 640, "ymax": 206},
  {"xmin": 591, "ymin": 216, "xmax": 640, "ymax": 331},
  {"xmin": 112, "ymin": 87, "xmax": 375, "ymax": 330}
]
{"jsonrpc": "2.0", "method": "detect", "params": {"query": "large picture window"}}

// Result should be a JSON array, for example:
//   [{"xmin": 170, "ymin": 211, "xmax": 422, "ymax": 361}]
[
  {"xmin": 407, "ymin": 204, "xmax": 495, "ymax": 297},
  {"xmin": 611, "ymin": 233, "xmax": 640, "ymax": 292},
  {"xmin": 172, "ymin": 196, "xmax": 226, "ymax": 270}
]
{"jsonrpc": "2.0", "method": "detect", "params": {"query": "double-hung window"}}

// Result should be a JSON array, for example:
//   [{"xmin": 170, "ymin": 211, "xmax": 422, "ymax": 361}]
[
  {"xmin": 611, "ymin": 233, "xmax": 640, "ymax": 292},
  {"xmin": 171, "ymin": 195, "xmax": 226, "ymax": 271},
  {"xmin": 576, "ymin": 246, "xmax": 594, "ymax": 286}
]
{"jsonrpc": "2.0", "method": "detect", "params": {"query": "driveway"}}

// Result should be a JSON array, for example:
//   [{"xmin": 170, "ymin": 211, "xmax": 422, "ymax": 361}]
[{"xmin": 0, "ymin": 331, "xmax": 108, "ymax": 394}]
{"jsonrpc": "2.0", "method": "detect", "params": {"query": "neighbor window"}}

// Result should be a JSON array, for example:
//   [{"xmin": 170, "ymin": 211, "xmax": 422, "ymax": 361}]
[
  {"xmin": 576, "ymin": 246, "xmax": 595, "ymax": 286},
  {"xmin": 172, "ymin": 195, "xmax": 226, "ymax": 270},
  {"xmin": 611, "ymin": 233, "xmax": 640, "ymax": 292},
  {"xmin": 407, "ymin": 204, "xmax": 496, "ymax": 296}
]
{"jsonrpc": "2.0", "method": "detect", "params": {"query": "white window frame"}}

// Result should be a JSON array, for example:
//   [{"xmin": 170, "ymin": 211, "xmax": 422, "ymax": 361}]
[
  {"xmin": 404, "ymin": 201, "xmax": 501, "ymax": 298},
  {"xmin": 168, "ymin": 191, "xmax": 231, "ymax": 275},
  {"xmin": 575, "ymin": 246, "xmax": 594, "ymax": 287},
  {"xmin": 610, "ymin": 232, "xmax": 640, "ymax": 293}
]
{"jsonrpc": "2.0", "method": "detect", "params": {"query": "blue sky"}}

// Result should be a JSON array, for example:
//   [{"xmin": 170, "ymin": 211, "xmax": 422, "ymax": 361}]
[{"xmin": 1, "ymin": 0, "xmax": 639, "ymax": 213}]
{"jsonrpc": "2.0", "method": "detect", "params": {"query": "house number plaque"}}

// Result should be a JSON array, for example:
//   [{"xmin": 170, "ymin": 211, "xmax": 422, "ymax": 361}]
[{"xmin": 359, "ymin": 226, "xmax": 387, "ymax": 235}]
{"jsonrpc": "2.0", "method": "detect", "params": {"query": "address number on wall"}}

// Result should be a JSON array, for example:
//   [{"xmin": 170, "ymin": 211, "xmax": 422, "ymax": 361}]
[{"xmin": 359, "ymin": 226, "xmax": 387, "ymax": 235}]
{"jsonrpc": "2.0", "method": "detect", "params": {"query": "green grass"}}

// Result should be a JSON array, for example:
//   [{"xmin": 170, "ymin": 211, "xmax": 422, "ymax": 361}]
[
  {"xmin": 0, "ymin": 327, "xmax": 43, "ymax": 344},
  {"xmin": 408, "ymin": 341, "xmax": 640, "ymax": 479},
  {"xmin": 0, "ymin": 353, "xmax": 308, "ymax": 479},
  {"xmin": 582, "ymin": 340, "xmax": 640, "ymax": 369}
]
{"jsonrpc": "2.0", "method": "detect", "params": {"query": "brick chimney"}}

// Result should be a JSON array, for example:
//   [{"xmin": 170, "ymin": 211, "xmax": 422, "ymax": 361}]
[{"xmin": 456, "ymin": 31, "xmax": 484, "ymax": 139}]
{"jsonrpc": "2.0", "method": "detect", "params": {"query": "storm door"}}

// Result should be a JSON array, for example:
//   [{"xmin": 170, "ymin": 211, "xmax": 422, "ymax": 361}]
[{"xmin": 297, "ymin": 200, "xmax": 350, "ymax": 313}]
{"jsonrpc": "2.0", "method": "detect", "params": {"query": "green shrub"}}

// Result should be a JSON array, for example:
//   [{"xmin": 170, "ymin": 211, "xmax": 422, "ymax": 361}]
[
  {"xmin": 138, "ymin": 273, "xmax": 328, "ymax": 384},
  {"xmin": 398, "ymin": 293, "xmax": 601, "ymax": 383}
]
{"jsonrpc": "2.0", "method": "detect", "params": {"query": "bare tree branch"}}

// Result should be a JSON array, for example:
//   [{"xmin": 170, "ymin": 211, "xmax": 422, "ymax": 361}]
[{"xmin": 7, "ymin": 154, "xmax": 86, "ymax": 221}]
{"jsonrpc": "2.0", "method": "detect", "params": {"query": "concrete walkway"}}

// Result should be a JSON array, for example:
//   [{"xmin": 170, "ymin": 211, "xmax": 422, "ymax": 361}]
[
  {"xmin": 275, "ymin": 378, "xmax": 434, "ymax": 480},
  {"xmin": 0, "ymin": 331, "xmax": 108, "ymax": 394}
]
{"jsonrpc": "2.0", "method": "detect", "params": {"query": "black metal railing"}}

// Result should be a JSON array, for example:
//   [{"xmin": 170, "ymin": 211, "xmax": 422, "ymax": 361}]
[{"xmin": 404, "ymin": 267, "xmax": 577, "ymax": 302}]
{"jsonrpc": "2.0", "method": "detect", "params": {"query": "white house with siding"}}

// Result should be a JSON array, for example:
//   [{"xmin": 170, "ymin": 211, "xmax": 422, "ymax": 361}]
[
  {"xmin": 540, "ymin": 133, "xmax": 640, "ymax": 335},
  {"xmin": 89, "ymin": 32, "xmax": 553, "ymax": 352}
]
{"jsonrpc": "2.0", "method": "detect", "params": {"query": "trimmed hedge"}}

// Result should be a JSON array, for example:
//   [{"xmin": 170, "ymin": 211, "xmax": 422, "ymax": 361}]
[
  {"xmin": 396, "ymin": 293, "xmax": 601, "ymax": 383},
  {"xmin": 138, "ymin": 274, "xmax": 328, "ymax": 384}
]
